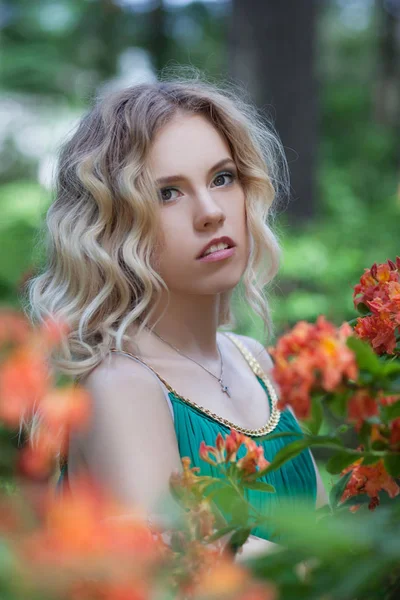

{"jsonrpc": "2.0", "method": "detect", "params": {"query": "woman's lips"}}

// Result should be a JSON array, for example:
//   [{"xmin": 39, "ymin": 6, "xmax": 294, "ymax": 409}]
[{"xmin": 197, "ymin": 247, "xmax": 236, "ymax": 263}]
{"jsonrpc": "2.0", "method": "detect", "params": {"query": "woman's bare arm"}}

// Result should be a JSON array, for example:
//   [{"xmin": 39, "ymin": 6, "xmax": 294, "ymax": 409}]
[{"xmin": 68, "ymin": 353, "xmax": 183, "ymax": 523}]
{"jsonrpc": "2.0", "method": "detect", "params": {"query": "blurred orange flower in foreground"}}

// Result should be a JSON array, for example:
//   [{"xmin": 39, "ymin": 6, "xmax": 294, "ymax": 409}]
[
  {"xmin": 16, "ymin": 473, "xmax": 265, "ymax": 600},
  {"xmin": 189, "ymin": 556, "xmax": 277, "ymax": 600},
  {"xmin": 0, "ymin": 311, "xmax": 70, "ymax": 426},
  {"xmin": 17, "ymin": 386, "xmax": 91, "ymax": 480},
  {"xmin": 11, "ymin": 476, "xmax": 170, "ymax": 600},
  {"xmin": 0, "ymin": 308, "xmax": 32, "ymax": 347},
  {"xmin": 268, "ymin": 316, "xmax": 358, "ymax": 419},
  {"xmin": 0, "ymin": 345, "xmax": 51, "ymax": 426},
  {"xmin": 22, "ymin": 476, "xmax": 167, "ymax": 565},
  {"xmin": 0, "ymin": 309, "xmax": 90, "ymax": 479}
]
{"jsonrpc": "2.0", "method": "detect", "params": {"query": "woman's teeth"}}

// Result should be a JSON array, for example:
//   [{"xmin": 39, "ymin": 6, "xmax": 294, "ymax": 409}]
[{"xmin": 203, "ymin": 242, "xmax": 229, "ymax": 257}]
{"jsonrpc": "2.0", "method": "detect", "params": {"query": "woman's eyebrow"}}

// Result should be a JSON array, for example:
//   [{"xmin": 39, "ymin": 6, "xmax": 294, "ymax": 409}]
[{"xmin": 155, "ymin": 157, "xmax": 236, "ymax": 186}]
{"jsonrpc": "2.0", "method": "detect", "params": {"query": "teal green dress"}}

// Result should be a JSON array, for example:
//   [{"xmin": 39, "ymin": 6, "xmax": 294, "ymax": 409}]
[{"xmin": 57, "ymin": 334, "xmax": 317, "ymax": 542}]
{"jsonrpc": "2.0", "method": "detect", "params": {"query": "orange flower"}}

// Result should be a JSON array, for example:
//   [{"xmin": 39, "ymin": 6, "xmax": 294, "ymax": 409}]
[
  {"xmin": 17, "ymin": 439, "xmax": 56, "ymax": 481},
  {"xmin": 237, "ymin": 438, "xmax": 270, "ymax": 476},
  {"xmin": 199, "ymin": 441, "xmax": 220, "ymax": 466},
  {"xmin": 70, "ymin": 580, "xmax": 150, "ymax": 600},
  {"xmin": 366, "ymin": 393, "xmax": 400, "ymax": 451},
  {"xmin": 354, "ymin": 313, "xmax": 397, "ymax": 355},
  {"xmin": 0, "ymin": 312, "xmax": 71, "ymax": 428},
  {"xmin": 0, "ymin": 345, "xmax": 51, "ymax": 426},
  {"xmin": 170, "ymin": 456, "xmax": 200, "ymax": 493},
  {"xmin": 38, "ymin": 386, "xmax": 91, "ymax": 450},
  {"xmin": 353, "ymin": 259, "xmax": 400, "ymax": 310},
  {"xmin": 17, "ymin": 478, "xmax": 167, "ymax": 600},
  {"xmin": 353, "ymin": 259, "xmax": 400, "ymax": 355},
  {"xmin": 347, "ymin": 389, "xmax": 379, "ymax": 431},
  {"xmin": 37, "ymin": 314, "xmax": 70, "ymax": 349},
  {"xmin": 199, "ymin": 432, "xmax": 270, "ymax": 478},
  {"xmin": 378, "ymin": 393, "xmax": 400, "ymax": 407},
  {"xmin": 225, "ymin": 430, "xmax": 246, "ymax": 462},
  {"xmin": 15, "ymin": 386, "xmax": 92, "ymax": 480},
  {"xmin": 189, "ymin": 555, "xmax": 277, "ymax": 600},
  {"xmin": 388, "ymin": 418, "xmax": 400, "ymax": 449},
  {"xmin": 21, "ymin": 476, "xmax": 165, "ymax": 568},
  {"xmin": 238, "ymin": 583, "xmax": 277, "ymax": 600},
  {"xmin": 341, "ymin": 458, "xmax": 400, "ymax": 511},
  {"xmin": 269, "ymin": 316, "xmax": 358, "ymax": 419},
  {"xmin": 192, "ymin": 557, "xmax": 249, "ymax": 597},
  {"xmin": 189, "ymin": 499, "xmax": 216, "ymax": 539},
  {"xmin": 0, "ymin": 308, "xmax": 32, "ymax": 347}
]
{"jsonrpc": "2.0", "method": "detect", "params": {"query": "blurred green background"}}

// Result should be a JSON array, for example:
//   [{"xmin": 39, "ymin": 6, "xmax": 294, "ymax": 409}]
[
  {"xmin": 1, "ymin": 0, "xmax": 399, "ymax": 494},
  {"xmin": 1, "ymin": 0, "xmax": 399, "ymax": 339}
]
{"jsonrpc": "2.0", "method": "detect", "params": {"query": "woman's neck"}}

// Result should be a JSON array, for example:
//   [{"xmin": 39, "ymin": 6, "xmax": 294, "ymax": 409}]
[{"xmin": 137, "ymin": 291, "xmax": 222, "ymax": 360}]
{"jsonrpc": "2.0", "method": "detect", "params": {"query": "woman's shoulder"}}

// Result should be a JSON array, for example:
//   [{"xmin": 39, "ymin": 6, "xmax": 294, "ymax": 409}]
[{"xmin": 79, "ymin": 351, "xmax": 170, "ymax": 411}]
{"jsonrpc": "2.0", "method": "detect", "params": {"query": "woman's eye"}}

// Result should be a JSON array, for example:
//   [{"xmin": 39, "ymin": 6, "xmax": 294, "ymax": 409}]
[
  {"xmin": 159, "ymin": 188, "xmax": 180, "ymax": 203},
  {"xmin": 212, "ymin": 171, "xmax": 236, "ymax": 187}
]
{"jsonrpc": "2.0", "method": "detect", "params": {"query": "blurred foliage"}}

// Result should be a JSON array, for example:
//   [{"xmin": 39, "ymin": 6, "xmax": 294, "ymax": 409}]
[
  {"xmin": 0, "ymin": 0, "xmax": 398, "ymax": 341},
  {"xmin": 234, "ymin": 1, "xmax": 400, "ymax": 341}
]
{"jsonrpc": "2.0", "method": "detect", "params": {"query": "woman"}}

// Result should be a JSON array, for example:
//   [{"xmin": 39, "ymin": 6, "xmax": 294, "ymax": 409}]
[{"xmin": 27, "ymin": 74, "xmax": 328, "ymax": 560}]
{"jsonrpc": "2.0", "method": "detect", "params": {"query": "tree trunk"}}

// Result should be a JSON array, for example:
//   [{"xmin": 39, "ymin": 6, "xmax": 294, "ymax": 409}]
[
  {"xmin": 229, "ymin": 0, "xmax": 318, "ymax": 222},
  {"xmin": 373, "ymin": 0, "xmax": 400, "ymax": 129},
  {"xmin": 149, "ymin": 0, "xmax": 169, "ymax": 75}
]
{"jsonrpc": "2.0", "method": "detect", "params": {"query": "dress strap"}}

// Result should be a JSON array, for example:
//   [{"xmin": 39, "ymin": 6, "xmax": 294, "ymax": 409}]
[{"xmin": 109, "ymin": 350, "xmax": 175, "ymax": 421}]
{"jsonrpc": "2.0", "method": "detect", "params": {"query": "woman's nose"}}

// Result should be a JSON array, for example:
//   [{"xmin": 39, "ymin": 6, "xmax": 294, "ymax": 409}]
[{"xmin": 193, "ymin": 192, "xmax": 226, "ymax": 230}]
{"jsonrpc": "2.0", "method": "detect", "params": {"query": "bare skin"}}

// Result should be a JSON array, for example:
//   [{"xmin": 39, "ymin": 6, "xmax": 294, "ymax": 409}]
[{"xmin": 67, "ymin": 112, "xmax": 328, "ymax": 563}]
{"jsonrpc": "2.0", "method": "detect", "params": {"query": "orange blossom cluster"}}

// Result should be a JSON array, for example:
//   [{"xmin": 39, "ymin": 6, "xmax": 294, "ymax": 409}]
[
  {"xmin": 268, "ymin": 316, "xmax": 358, "ymax": 419},
  {"xmin": 341, "ymin": 456, "xmax": 400, "ymax": 512},
  {"xmin": 199, "ymin": 430, "xmax": 270, "ymax": 479},
  {"xmin": 0, "ymin": 308, "xmax": 91, "ymax": 478},
  {"xmin": 353, "ymin": 258, "xmax": 400, "ymax": 355}
]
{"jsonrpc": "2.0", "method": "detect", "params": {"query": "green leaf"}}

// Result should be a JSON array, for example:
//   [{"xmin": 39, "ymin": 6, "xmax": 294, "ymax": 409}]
[
  {"xmin": 390, "ymin": 375, "xmax": 400, "ymax": 393},
  {"xmin": 346, "ymin": 336, "xmax": 384, "ymax": 375},
  {"xmin": 231, "ymin": 498, "xmax": 249, "ymax": 527},
  {"xmin": 303, "ymin": 394, "xmax": 324, "ymax": 435},
  {"xmin": 326, "ymin": 450, "xmax": 363, "ymax": 475},
  {"xmin": 329, "ymin": 472, "xmax": 352, "ymax": 509},
  {"xmin": 227, "ymin": 527, "xmax": 252, "ymax": 554},
  {"xmin": 256, "ymin": 430, "xmax": 303, "ymax": 443},
  {"xmin": 381, "ymin": 399, "xmax": 400, "ymax": 422},
  {"xmin": 328, "ymin": 392, "xmax": 348, "ymax": 418},
  {"xmin": 339, "ymin": 493, "xmax": 371, "ymax": 507},
  {"xmin": 358, "ymin": 420, "xmax": 372, "ymax": 450},
  {"xmin": 361, "ymin": 453, "xmax": 380, "ymax": 466},
  {"xmin": 371, "ymin": 439, "xmax": 388, "ymax": 451},
  {"xmin": 355, "ymin": 302, "xmax": 371, "ymax": 316},
  {"xmin": 242, "ymin": 481, "xmax": 276, "ymax": 493},
  {"xmin": 206, "ymin": 524, "xmax": 237, "ymax": 543},
  {"xmin": 247, "ymin": 435, "xmax": 344, "ymax": 481},
  {"xmin": 193, "ymin": 477, "xmax": 225, "ymax": 495},
  {"xmin": 384, "ymin": 453, "xmax": 400, "ymax": 477},
  {"xmin": 207, "ymin": 485, "xmax": 239, "ymax": 513},
  {"xmin": 315, "ymin": 504, "xmax": 333, "ymax": 519},
  {"xmin": 382, "ymin": 361, "xmax": 400, "ymax": 377}
]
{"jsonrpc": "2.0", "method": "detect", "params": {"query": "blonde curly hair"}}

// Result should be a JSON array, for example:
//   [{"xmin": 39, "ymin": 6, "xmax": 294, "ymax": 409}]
[{"xmin": 24, "ymin": 68, "xmax": 288, "ymax": 384}]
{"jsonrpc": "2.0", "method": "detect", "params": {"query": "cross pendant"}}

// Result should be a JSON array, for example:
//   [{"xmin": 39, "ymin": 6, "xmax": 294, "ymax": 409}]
[{"xmin": 219, "ymin": 380, "xmax": 231, "ymax": 398}]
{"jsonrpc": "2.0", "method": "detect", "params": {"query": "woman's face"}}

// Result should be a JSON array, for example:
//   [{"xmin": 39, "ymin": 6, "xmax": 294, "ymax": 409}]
[{"xmin": 148, "ymin": 113, "xmax": 249, "ymax": 296}]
